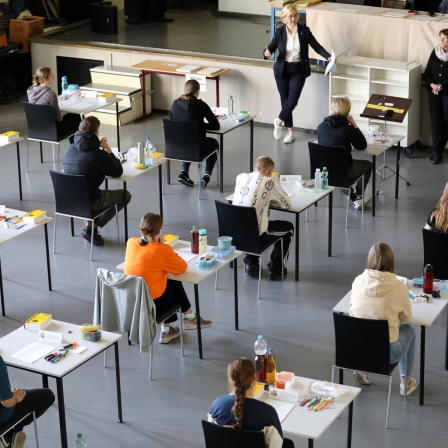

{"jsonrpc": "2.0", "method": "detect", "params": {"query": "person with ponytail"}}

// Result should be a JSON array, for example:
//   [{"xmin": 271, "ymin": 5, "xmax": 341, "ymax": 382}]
[
  {"xmin": 124, "ymin": 212, "xmax": 212, "ymax": 344},
  {"xmin": 169, "ymin": 79, "xmax": 220, "ymax": 188},
  {"xmin": 208, "ymin": 357, "xmax": 295, "ymax": 448},
  {"xmin": 425, "ymin": 182, "xmax": 448, "ymax": 233}
]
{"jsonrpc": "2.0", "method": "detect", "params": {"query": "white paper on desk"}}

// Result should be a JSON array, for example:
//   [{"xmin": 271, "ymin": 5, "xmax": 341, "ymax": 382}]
[
  {"xmin": 264, "ymin": 399, "xmax": 295, "ymax": 423},
  {"xmin": 325, "ymin": 49, "xmax": 336, "ymax": 76},
  {"xmin": 61, "ymin": 101, "xmax": 92, "ymax": 111},
  {"xmin": 174, "ymin": 247, "xmax": 198, "ymax": 263},
  {"xmin": 10, "ymin": 342, "xmax": 55, "ymax": 363},
  {"xmin": 334, "ymin": 8, "xmax": 359, "ymax": 14}
]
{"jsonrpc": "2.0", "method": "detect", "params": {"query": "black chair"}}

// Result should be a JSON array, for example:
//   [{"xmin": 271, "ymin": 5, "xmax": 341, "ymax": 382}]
[
  {"xmin": 23, "ymin": 102, "xmax": 76, "ymax": 172},
  {"xmin": 202, "ymin": 420, "xmax": 267, "ymax": 448},
  {"xmin": 422, "ymin": 228, "xmax": 448, "ymax": 279},
  {"xmin": 215, "ymin": 200, "xmax": 283, "ymax": 300},
  {"xmin": 332, "ymin": 312, "xmax": 401, "ymax": 428},
  {"xmin": 0, "ymin": 412, "xmax": 39, "ymax": 448},
  {"xmin": 49, "ymin": 170, "xmax": 120, "ymax": 261},
  {"xmin": 308, "ymin": 142, "xmax": 365, "ymax": 227},
  {"xmin": 163, "ymin": 118, "xmax": 219, "ymax": 200}
]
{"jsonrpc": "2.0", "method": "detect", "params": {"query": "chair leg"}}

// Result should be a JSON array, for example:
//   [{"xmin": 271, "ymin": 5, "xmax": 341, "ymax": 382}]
[
  {"xmin": 386, "ymin": 375, "xmax": 393, "ymax": 429},
  {"xmin": 361, "ymin": 175, "xmax": 365, "ymax": 214},
  {"xmin": 198, "ymin": 162, "xmax": 202, "ymax": 201},
  {"xmin": 149, "ymin": 343, "xmax": 153, "ymax": 380},
  {"xmin": 345, "ymin": 188, "xmax": 350, "ymax": 228},
  {"xmin": 40, "ymin": 142, "xmax": 43, "ymax": 163},
  {"xmin": 215, "ymin": 270, "xmax": 218, "ymax": 290},
  {"xmin": 89, "ymin": 219, "xmax": 94, "ymax": 261},
  {"xmin": 257, "ymin": 254, "xmax": 262, "ymax": 300},
  {"xmin": 179, "ymin": 309, "xmax": 184, "ymax": 357},
  {"xmin": 331, "ymin": 365, "xmax": 336, "ymax": 383},
  {"xmin": 32, "ymin": 411, "xmax": 40, "ymax": 448},
  {"xmin": 71, "ymin": 218, "xmax": 75, "ymax": 237},
  {"xmin": 115, "ymin": 205, "xmax": 120, "ymax": 245},
  {"xmin": 281, "ymin": 238, "xmax": 284, "ymax": 280},
  {"xmin": 26, "ymin": 140, "xmax": 30, "ymax": 173},
  {"xmin": 53, "ymin": 215, "xmax": 57, "ymax": 254}
]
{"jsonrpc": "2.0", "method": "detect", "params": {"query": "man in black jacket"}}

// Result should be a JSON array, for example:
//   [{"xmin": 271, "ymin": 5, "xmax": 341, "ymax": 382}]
[{"xmin": 63, "ymin": 116, "xmax": 131, "ymax": 245}]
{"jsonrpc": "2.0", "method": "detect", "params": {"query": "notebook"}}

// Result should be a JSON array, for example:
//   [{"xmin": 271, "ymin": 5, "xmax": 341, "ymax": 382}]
[
  {"xmin": 196, "ymin": 67, "xmax": 222, "ymax": 76},
  {"xmin": 175, "ymin": 65, "xmax": 202, "ymax": 73}
]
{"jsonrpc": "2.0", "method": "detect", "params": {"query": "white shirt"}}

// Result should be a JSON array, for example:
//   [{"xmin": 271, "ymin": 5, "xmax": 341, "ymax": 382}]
[{"xmin": 285, "ymin": 26, "xmax": 301, "ymax": 63}]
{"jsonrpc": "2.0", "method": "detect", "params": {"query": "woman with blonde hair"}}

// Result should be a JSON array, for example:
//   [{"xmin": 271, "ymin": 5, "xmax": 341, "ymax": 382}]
[
  {"xmin": 208, "ymin": 357, "xmax": 295, "ymax": 448},
  {"xmin": 425, "ymin": 182, "xmax": 448, "ymax": 233}
]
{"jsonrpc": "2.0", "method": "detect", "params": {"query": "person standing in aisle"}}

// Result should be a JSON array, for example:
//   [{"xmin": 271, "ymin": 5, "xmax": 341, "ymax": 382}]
[
  {"xmin": 425, "ymin": 28, "xmax": 448, "ymax": 164},
  {"xmin": 263, "ymin": 2, "xmax": 331, "ymax": 144}
]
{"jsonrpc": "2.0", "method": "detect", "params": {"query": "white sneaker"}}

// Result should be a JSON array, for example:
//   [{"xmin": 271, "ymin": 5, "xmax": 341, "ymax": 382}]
[
  {"xmin": 400, "ymin": 377, "xmax": 418, "ymax": 397},
  {"xmin": 283, "ymin": 132, "xmax": 295, "ymax": 144},
  {"xmin": 273, "ymin": 118, "xmax": 283, "ymax": 140},
  {"xmin": 11, "ymin": 432, "xmax": 26, "ymax": 448},
  {"xmin": 356, "ymin": 372, "xmax": 372, "ymax": 385}
]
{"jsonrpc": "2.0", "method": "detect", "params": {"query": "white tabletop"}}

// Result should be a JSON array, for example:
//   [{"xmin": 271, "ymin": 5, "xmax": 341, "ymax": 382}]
[
  {"xmin": 107, "ymin": 155, "xmax": 166, "ymax": 183},
  {"xmin": 59, "ymin": 97, "xmax": 121, "ymax": 115},
  {"xmin": 361, "ymin": 133, "xmax": 405, "ymax": 157},
  {"xmin": 260, "ymin": 377, "xmax": 361, "ymax": 440},
  {"xmin": 0, "ymin": 138, "xmax": 24, "ymax": 148},
  {"xmin": 333, "ymin": 280, "xmax": 448, "ymax": 327},
  {"xmin": 0, "ymin": 320, "xmax": 121, "ymax": 378},
  {"xmin": 0, "ymin": 208, "xmax": 52, "ymax": 245},
  {"xmin": 208, "ymin": 115, "xmax": 254, "ymax": 135}
]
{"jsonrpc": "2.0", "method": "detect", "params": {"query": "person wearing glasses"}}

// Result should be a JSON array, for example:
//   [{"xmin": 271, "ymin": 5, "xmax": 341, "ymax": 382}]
[
  {"xmin": 425, "ymin": 29, "xmax": 448, "ymax": 164},
  {"xmin": 263, "ymin": 2, "xmax": 331, "ymax": 144}
]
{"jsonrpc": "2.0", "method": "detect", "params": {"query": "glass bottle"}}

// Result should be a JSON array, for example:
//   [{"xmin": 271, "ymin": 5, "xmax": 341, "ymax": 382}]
[
  {"xmin": 423, "ymin": 264, "xmax": 433, "ymax": 294},
  {"xmin": 266, "ymin": 348, "xmax": 276, "ymax": 384},
  {"xmin": 322, "ymin": 167, "xmax": 329, "ymax": 190},
  {"xmin": 191, "ymin": 226, "xmax": 199, "ymax": 254},
  {"xmin": 254, "ymin": 335, "xmax": 267, "ymax": 383},
  {"xmin": 199, "ymin": 228, "xmax": 207, "ymax": 254}
]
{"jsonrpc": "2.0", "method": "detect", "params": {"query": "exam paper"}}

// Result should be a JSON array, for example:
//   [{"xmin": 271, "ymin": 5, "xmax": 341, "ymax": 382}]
[
  {"xmin": 175, "ymin": 246, "xmax": 198, "ymax": 263},
  {"xmin": 10, "ymin": 342, "xmax": 55, "ymax": 363},
  {"xmin": 264, "ymin": 399, "xmax": 295, "ymax": 422},
  {"xmin": 325, "ymin": 49, "xmax": 336, "ymax": 76}
]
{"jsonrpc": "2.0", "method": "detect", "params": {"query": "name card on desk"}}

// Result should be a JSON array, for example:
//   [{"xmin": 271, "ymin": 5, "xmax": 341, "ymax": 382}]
[{"xmin": 38, "ymin": 329, "xmax": 63, "ymax": 344}]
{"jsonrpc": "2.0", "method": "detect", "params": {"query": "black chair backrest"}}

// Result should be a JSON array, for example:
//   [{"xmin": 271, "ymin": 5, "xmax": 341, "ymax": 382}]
[
  {"xmin": 49, "ymin": 170, "xmax": 93, "ymax": 219},
  {"xmin": 333, "ymin": 312, "xmax": 392, "ymax": 375},
  {"xmin": 23, "ymin": 102, "xmax": 59, "ymax": 142},
  {"xmin": 202, "ymin": 421, "xmax": 267, "ymax": 448},
  {"xmin": 422, "ymin": 228, "xmax": 448, "ymax": 280},
  {"xmin": 215, "ymin": 200, "xmax": 262, "ymax": 255},
  {"xmin": 308, "ymin": 142, "xmax": 352, "ymax": 188},
  {"xmin": 162, "ymin": 118, "xmax": 201, "ymax": 162}
]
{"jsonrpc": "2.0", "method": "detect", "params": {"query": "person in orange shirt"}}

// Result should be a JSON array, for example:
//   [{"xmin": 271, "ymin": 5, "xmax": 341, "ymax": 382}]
[{"xmin": 125, "ymin": 212, "xmax": 212, "ymax": 343}]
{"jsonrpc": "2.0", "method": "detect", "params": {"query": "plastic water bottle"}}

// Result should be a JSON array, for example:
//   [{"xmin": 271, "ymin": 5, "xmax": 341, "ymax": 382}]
[
  {"xmin": 61, "ymin": 76, "xmax": 68, "ymax": 95},
  {"xmin": 228, "ymin": 95, "xmax": 234, "ymax": 114},
  {"xmin": 73, "ymin": 433, "xmax": 86, "ymax": 448},
  {"xmin": 254, "ymin": 335, "xmax": 268, "ymax": 383},
  {"xmin": 144, "ymin": 137, "xmax": 155, "ymax": 167},
  {"xmin": 199, "ymin": 228, "xmax": 207, "ymax": 254},
  {"xmin": 266, "ymin": 348, "xmax": 276, "ymax": 384},
  {"xmin": 322, "ymin": 167, "xmax": 329, "ymax": 190},
  {"xmin": 314, "ymin": 168, "xmax": 322, "ymax": 191},
  {"xmin": 191, "ymin": 226, "xmax": 199, "ymax": 254}
]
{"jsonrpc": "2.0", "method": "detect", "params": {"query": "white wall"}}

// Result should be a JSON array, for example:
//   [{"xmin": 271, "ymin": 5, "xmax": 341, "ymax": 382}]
[{"xmin": 218, "ymin": 0, "xmax": 269, "ymax": 16}]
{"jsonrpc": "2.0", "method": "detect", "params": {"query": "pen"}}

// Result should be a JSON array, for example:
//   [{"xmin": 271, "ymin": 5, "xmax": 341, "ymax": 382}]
[
  {"xmin": 315, "ymin": 400, "xmax": 330, "ymax": 412},
  {"xmin": 311, "ymin": 398, "xmax": 324, "ymax": 411},
  {"xmin": 307, "ymin": 397, "xmax": 319, "ymax": 408},
  {"xmin": 16, "ymin": 224, "xmax": 27, "ymax": 230},
  {"xmin": 300, "ymin": 397, "xmax": 311, "ymax": 407}
]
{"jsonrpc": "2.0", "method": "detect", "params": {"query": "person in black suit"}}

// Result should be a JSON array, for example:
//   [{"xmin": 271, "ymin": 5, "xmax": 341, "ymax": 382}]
[{"xmin": 264, "ymin": 2, "xmax": 331, "ymax": 144}]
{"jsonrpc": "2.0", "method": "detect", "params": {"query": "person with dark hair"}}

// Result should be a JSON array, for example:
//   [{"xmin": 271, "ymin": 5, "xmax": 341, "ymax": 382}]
[
  {"xmin": 63, "ymin": 116, "xmax": 131, "ymax": 246},
  {"xmin": 350, "ymin": 243, "xmax": 418, "ymax": 395},
  {"xmin": 124, "ymin": 212, "xmax": 212, "ymax": 343},
  {"xmin": 425, "ymin": 181, "xmax": 448, "ymax": 233},
  {"xmin": 0, "ymin": 356, "xmax": 55, "ymax": 448},
  {"xmin": 27, "ymin": 66, "xmax": 81, "ymax": 142},
  {"xmin": 208, "ymin": 357, "xmax": 295, "ymax": 448},
  {"xmin": 169, "ymin": 79, "xmax": 220, "ymax": 188}
]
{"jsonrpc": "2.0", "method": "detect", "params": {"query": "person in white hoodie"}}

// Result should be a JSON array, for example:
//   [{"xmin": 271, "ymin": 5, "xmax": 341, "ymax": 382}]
[{"xmin": 350, "ymin": 242, "xmax": 418, "ymax": 396}]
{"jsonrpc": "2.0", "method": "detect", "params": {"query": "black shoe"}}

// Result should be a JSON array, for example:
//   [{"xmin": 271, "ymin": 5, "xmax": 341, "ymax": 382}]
[
  {"xmin": 244, "ymin": 263, "xmax": 260, "ymax": 277},
  {"xmin": 201, "ymin": 174, "xmax": 211, "ymax": 188},
  {"xmin": 81, "ymin": 226, "xmax": 104, "ymax": 246},
  {"xmin": 432, "ymin": 155, "xmax": 443, "ymax": 165},
  {"xmin": 428, "ymin": 152, "xmax": 435, "ymax": 161},
  {"xmin": 267, "ymin": 268, "xmax": 287, "ymax": 281},
  {"xmin": 178, "ymin": 171, "xmax": 194, "ymax": 187}
]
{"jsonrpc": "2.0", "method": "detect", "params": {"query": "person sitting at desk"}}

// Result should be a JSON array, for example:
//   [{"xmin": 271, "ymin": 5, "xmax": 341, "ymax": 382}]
[
  {"xmin": 63, "ymin": 116, "xmax": 131, "ymax": 246},
  {"xmin": 208, "ymin": 357, "xmax": 295, "ymax": 448},
  {"xmin": 233, "ymin": 156, "xmax": 293, "ymax": 281},
  {"xmin": 424, "ymin": 181, "xmax": 448, "ymax": 233},
  {"xmin": 124, "ymin": 212, "xmax": 212, "ymax": 344},
  {"xmin": 317, "ymin": 96, "xmax": 372, "ymax": 210},
  {"xmin": 27, "ymin": 66, "xmax": 81, "ymax": 143},
  {"xmin": 169, "ymin": 79, "xmax": 220, "ymax": 188},
  {"xmin": 350, "ymin": 242, "xmax": 418, "ymax": 396},
  {"xmin": 0, "ymin": 355, "xmax": 55, "ymax": 448}
]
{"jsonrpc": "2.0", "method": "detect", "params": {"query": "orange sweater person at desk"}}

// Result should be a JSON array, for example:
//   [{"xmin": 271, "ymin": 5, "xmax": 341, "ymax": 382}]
[{"xmin": 124, "ymin": 212, "xmax": 212, "ymax": 343}]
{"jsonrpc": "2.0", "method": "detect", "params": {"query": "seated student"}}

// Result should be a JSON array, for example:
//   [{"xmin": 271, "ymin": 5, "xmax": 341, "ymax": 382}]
[
  {"xmin": 124, "ymin": 212, "xmax": 212, "ymax": 343},
  {"xmin": 208, "ymin": 357, "xmax": 295, "ymax": 448},
  {"xmin": 233, "ymin": 156, "xmax": 293, "ymax": 281},
  {"xmin": 350, "ymin": 242, "xmax": 418, "ymax": 396},
  {"xmin": 316, "ymin": 96, "xmax": 373, "ymax": 210},
  {"xmin": 169, "ymin": 79, "xmax": 220, "ymax": 188},
  {"xmin": 0, "ymin": 356, "xmax": 55, "ymax": 448},
  {"xmin": 63, "ymin": 116, "xmax": 131, "ymax": 246},
  {"xmin": 27, "ymin": 67, "xmax": 81, "ymax": 142},
  {"xmin": 425, "ymin": 182, "xmax": 448, "ymax": 233}
]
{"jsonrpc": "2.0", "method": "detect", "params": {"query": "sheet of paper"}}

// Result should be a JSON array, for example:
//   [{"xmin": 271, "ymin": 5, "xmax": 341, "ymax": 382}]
[
  {"xmin": 61, "ymin": 101, "xmax": 92, "ymax": 111},
  {"xmin": 174, "ymin": 246, "xmax": 198, "ymax": 263},
  {"xmin": 325, "ymin": 49, "xmax": 336, "ymax": 76},
  {"xmin": 334, "ymin": 8, "xmax": 359, "ymax": 14},
  {"xmin": 264, "ymin": 399, "xmax": 295, "ymax": 422},
  {"xmin": 10, "ymin": 342, "xmax": 55, "ymax": 363}
]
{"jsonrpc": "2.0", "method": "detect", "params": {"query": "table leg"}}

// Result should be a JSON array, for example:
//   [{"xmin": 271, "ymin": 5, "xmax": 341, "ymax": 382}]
[
  {"xmin": 395, "ymin": 142, "xmax": 401, "ymax": 199},
  {"xmin": 42, "ymin": 374, "xmax": 49, "ymax": 388},
  {"xmin": 44, "ymin": 224, "xmax": 52, "ymax": 291},
  {"xmin": 219, "ymin": 134, "xmax": 224, "ymax": 193},
  {"xmin": 419, "ymin": 325, "xmax": 425, "ymax": 406},
  {"xmin": 234, "ymin": 258, "xmax": 239, "ymax": 331},
  {"xmin": 0, "ymin": 257, "xmax": 5, "ymax": 316},
  {"xmin": 328, "ymin": 191, "xmax": 333, "ymax": 257},
  {"xmin": 249, "ymin": 120, "xmax": 254, "ymax": 171},
  {"xmin": 445, "ymin": 306, "xmax": 448, "ymax": 370},
  {"xmin": 295, "ymin": 213, "xmax": 299, "ymax": 282},
  {"xmin": 371, "ymin": 155, "xmax": 376, "ymax": 217},
  {"xmin": 339, "ymin": 369, "xmax": 343, "ymax": 384},
  {"xmin": 308, "ymin": 439, "xmax": 313, "ymax": 448},
  {"xmin": 113, "ymin": 342, "xmax": 123, "ymax": 423},
  {"xmin": 158, "ymin": 164, "xmax": 163, "ymax": 218},
  {"xmin": 56, "ymin": 378, "xmax": 68, "ymax": 448},
  {"xmin": 115, "ymin": 102, "xmax": 120, "ymax": 151},
  {"xmin": 194, "ymin": 284, "xmax": 203, "ymax": 359},
  {"xmin": 16, "ymin": 141, "xmax": 23, "ymax": 201},
  {"xmin": 347, "ymin": 401, "xmax": 353, "ymax": 448},
  {"xmin": 123, "ymin": 181, "xmax": 128, "ymax": 242}
]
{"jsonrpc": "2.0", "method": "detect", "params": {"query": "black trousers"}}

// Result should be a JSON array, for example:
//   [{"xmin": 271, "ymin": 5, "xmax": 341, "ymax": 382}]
[
  {"xmin": 348, "ymin": 160, "xmax": 373, "ymax": 196},
  {"xmin": 428, "ymin": 90, "xmax": 448, "ymax": 156},
  {"xmin": 154, "ymin": 279, "xmax": 192, "ymax": 324},
  {"xmin": 91, "ymin": 189, "xmax": 132, "ymax": 228},
  {"xmin": 275, "ymin": 62, "xmax": 306, "ymax": 129}
]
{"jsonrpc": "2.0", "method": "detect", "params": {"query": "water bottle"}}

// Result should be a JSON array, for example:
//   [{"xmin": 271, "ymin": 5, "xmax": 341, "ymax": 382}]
[
  {"xmin": 266, "ymin": 348, "xmax": 276, "ymax": 384},
  {"xmin": 254, "ymin": 335, "xmax": 268, "ymax": 383},
  {"xmin": 144, "ymin": 137, "xmax": 155, "ymax": 167},
  {"xmin": 199, "ymin": 228, "xmax": 207, "ymax": 254},
  {"xmin": 322, "ymin": 167, "xmax": 328, "ymax": 190},
  {"xmin": 191, "ymin": 226, "xmax": 199, "ymax": 254},
  {"xmin": 61, "ymin": 76, "xmax": 68, "ymax": 95},
  {"xmin": 73, "ymin": 433, "xmax": 86, "ymax": 448},
  {"xmin": 228, "ymin": 95, "xmax": 234, "ymax": 114},
  {"xmin": 137, "ymin": 141, "xmax": 144, "ymax": 164},
  {"xmin": 423, "ymin": 264, "xmax": 433, "ymax": 294},
  {"xmin": 314, "ymin": 168, "xmax": 322, "ymax": 191}
]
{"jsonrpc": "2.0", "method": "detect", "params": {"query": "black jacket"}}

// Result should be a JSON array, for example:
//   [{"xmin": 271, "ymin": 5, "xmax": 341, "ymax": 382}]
[
  {"xmin": 63, "ymin": 131, "xmax": 123, "ymax": 201},
  {"xmin": 425, "ymin": 50, "xmax": 448, "ymax": 92},
  {"xmin": 169, "ymin": 97, "xmax": 220, "ymax": 141},
  {"xmin": 265, "ymin": 24, "xmax": 331, "ymax": 79},
  {"xmin": 316, "ymin": 115, "xmax": 367, "ymax": 164}
]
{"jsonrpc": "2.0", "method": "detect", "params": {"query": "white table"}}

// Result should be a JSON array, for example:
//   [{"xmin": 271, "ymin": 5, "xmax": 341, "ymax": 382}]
[
  {"xmin": 333, "ymin": 281, "xmax": 448, "ymax": 406},
  {"xmin": 260, "ymin": 377, "xmax": 361, "ymax": 448},
  {"xmin": 117, "ymin": 240, "xmax": 242, "ymax": 359},
  {"xmin": 0, "ymin": 320, "xmax": 122, "ymax": 448},
  {"xmin": 227, "ymin": 183, "xmax": 335, "ymax": 281},
  {"xmin": 0, "ymin": 208, "xmax": 52, "ymax": 316},
  {"xmin": 0, "ymin": 138, "xmax": 24, "ymax": 200}
]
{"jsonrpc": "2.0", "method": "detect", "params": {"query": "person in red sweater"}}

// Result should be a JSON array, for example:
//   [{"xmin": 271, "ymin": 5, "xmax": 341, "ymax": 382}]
[{"xmin": 124, "ymin": 212, "xmax": 212, "ymax": 343}]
